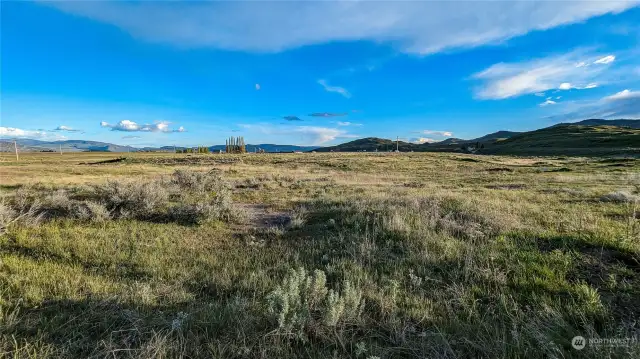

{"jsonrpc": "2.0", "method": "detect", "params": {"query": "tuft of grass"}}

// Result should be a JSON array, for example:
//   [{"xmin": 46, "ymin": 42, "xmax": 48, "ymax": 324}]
[
  {"xmin": 92, "ymin": 180, "xmax": 169, "ymax": 219},
  {"xmin": 600, "ymin": 190, "xmax": 639, "ymax": 203}
]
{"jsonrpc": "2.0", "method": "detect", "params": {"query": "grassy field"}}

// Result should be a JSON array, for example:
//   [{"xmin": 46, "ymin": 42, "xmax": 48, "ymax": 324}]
[{"xmin": 1, "ymin": 152, "xmax": 639, "ymax": 358}]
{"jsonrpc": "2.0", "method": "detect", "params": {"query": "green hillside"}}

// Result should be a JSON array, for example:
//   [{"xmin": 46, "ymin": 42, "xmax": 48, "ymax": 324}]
[
  {"xmin": 314, "ymin": 137, "xmax": 420, "ymax": 152},
  {"xmin": 317, "ymin": 123, "xmax": 640, "ymax": 156},
  {"xmin": 480, "ymin": 125, "xmax": 640, "ymax": 156}
]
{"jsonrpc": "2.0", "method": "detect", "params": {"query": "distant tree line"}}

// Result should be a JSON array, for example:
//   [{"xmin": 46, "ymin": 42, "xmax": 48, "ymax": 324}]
[{"xmin": 176, "ymin": 146, "xmax": 210, "ymax": 154}]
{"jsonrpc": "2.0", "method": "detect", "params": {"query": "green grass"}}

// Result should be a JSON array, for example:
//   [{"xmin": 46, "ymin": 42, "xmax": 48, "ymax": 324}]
[{"xmin": 1, "ymin": 152, "xmax": 639, "ymax": 358}]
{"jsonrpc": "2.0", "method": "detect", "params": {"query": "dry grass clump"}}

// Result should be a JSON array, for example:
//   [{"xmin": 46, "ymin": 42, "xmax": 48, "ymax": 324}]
[
  {"xmin": 600, "ymin": 190, "xmax": 639, "ymax": 203},
  {"xmin": 288, "ymin": 205, "xmax": 307, "ymax": 229},
  {"xmin": 266, "ymin": 267, "xmax": 364, "ymax": 338},
  {"xmin": 171, "ymin": 168, "xmax": 226, "ymax": 193},
  {"xmin": 329, "ymin": 195, "xmax": 514, "ymax": 241},
  {"xmin": 92, "ymin": 180, "xmax": 168, "ymax": 219},
  {"xmin": 0, "ymin": 201, "xmax": 17, "ymax": 235},
  {"xmin": 3, "ymin": 169, "xmax": 242, "ymax": 226}
]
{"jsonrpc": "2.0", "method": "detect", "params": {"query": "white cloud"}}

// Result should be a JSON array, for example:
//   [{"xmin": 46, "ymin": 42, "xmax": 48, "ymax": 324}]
[
  {"xmin": 255, "ymin": 83, "xmax": 261, "ymax": 90},
  {"xmin": 534, "ymin": 92, "xmax": 546, "ymax": 97},
  {"xmin": 0, "ymin": 127, "xmax": 67, "ymax": 140},
  {"xmin": 411, "ymin": 137, "xmax": 439, "ymax": 144},
  {"xmin": 239, "ymin": 123, "xmax": 356, "ymax": 145},
  {"xmin": 539, "ymin": 99, "xmax": 557, "ymax": 107},
  {"xmin": 100, "ymin": 120, "xmax": 185, "ymax": 133},
  {"xmin": 318, "ymin": 79, "xmax": 351, "ymax": 98},
  {"xmin": 594, "ymin": 55, "xmax": 616, "ymax": 64},
  {"xmin": 416, "ymin": 130, "xmax": 453, "ymax": 137},
  {"xmin": 45, "ymin": 1, "xmax": 638, "ymax": 55},
  {"xmin": 559, "ymin": 82, "xmax": 573, "ymax": 90},
  {"xmin": 122, "ymin": 135, "xmax": 142, "ymax": 139},
  {"xmin": 473, "ymin": 50, "xmax": 615, "ymax": 99},
  {"xmin": 336, "ymin": 121, "xmax": 362, "ymax": 127},
  {"xmin": 605, "ymin": 89, "xmax": 640, "ymax": 101}
]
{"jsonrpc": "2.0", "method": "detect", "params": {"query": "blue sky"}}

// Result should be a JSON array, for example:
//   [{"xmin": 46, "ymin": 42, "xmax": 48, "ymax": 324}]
[{"xmin": 1, "ymin": 1, "xmax": 640, "ymax": 147}]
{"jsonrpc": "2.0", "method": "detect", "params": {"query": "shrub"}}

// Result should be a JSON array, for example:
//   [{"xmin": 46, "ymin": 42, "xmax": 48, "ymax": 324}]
[
  {"xmin": 600, "ymin": 191, "xmax": 639, "ymax": 203},
  {"xmin": 266, "ymin": 267, "xmax": 364, "ymax": 337},
  {"xmin": 288, "ymin": 205, "xmax": 307, "ymax": 229},
  {"xmin": 0, "ymin": 201, "xmax": 16, "ymax": 235},
  {"xmin": 167, "ymin": 202, "xmax": 214, "ymax": 225},
  {"xmin": 74, "ymin": 201, "xmax": 111, "ymax": 222},
  {"xmin": 92, "ymin": 180, "xmax": 169, "ymax": 219},
  {"xmin": 333, "ymin": 196, "xmax": 510, "ymax": 241},
  {"xmin": 171, "ymin": 169, "xmax": 227, "ymax": 193}
]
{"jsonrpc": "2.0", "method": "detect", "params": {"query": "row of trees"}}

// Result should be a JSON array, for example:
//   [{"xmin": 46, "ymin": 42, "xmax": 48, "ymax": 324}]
[
  {"xmin": 226, "ymin": 136, "xmax": 246, "ymax": 154},
  {"xmin": 174, "ymin": 137, "xmax": 247, "ymax": 154},
  {"xmin": 176, "ymin": 146, "xmax": 210, "ymax": 154}
]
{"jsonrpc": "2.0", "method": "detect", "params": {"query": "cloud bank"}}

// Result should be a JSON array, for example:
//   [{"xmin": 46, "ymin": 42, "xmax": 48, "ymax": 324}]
[
  {"xmin": 239, "ymin": 123, "xmax": 357, "ymax": 145},
  {"xmin": 546, "ymin": 89, "xmax": 640, "ymax": 121},
  {"xmin": 0, "ymin": 127, "xmax": 67, "ymax": 140},
  {"xmin": 473, "ymin": 50, "xmax": 617, "ymax": 99},
  {"xmin": 46, "ymin": 1, "xmax": 638, "ymax": 54},
  {"xmin": 100, "ymin": 120, "xmax": 185, "ymax": 133}
]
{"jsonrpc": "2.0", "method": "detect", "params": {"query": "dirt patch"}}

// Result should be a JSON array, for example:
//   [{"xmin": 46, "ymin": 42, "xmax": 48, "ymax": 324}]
[
  {"xmin": 485, "ymin": 167, "xmax": 513, "ymax": 172},
  {"xmin": 486, "ymin": 184, "xmax": 527, "ymax": 190},
  {"xmin": 236, "ymin": 203, "xmax": 290, "ymax": 229},
  {"xmin": 80, "ymin": 157, "xmax": 127, "ymax": 165}
]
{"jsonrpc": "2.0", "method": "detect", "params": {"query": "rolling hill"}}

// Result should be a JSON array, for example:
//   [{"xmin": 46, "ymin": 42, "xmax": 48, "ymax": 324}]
[
  {"xmin": 318, "ymin": 120, "xmax": 640, "ymax": 156},
  {"xmin": 2, "ymin": 119, "xmax": 638, "ymax": 156},
  {"xmin": 0, "ymin": 139, "xmax": 319, "ymax": 153},
  {"xmin": 0, "ymin": 140, "xmax": 137, "ymax": 153},
  {"xmin": 555, "ymin": 119, "xmax": 640, "ymax": 129}
]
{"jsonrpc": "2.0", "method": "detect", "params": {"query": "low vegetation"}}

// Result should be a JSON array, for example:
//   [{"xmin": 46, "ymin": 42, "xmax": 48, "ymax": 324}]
[{"xmin": 1, "ymin": 152, "xmax": 639, "ymax": 358}]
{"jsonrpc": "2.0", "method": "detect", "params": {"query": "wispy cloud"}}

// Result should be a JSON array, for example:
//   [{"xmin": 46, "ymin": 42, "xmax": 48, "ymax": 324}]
[
  {"xmin": 335, "ymin": 121, "xmax": 362, "ymax": 127},
  {"xmin": 282, "ymin": 116, "xmax": 303, "ymax": 121},
  {"xmin": 122, "ymin": 135, "xmax": 142, "ymax": 139},
  {"xmin": 317, "ymin": 79, "xmax": 351, "ymax": 98},
  {"xmin": 309, "ymin": 112, "xmax": 348, "ymax": 117},
  {"xmin": 594, "ymin": 55, "xmax": 616, "ymax": 64},
  {"xmin": 100, "ymin": 120, "xmax": 185, "ymax": 133},
  {"xmin": 47, "ymin": 1, "xmax": 638, "ymax": 54},
  {"xmin": 545, "ymin": 88, "xmax": 640, "ymax": 121},
  {"xmin": 0, "ymin": 127, "xmax": 67, "ymax": 140},
  {"xmin": 54, "ymin": 125, "xmax": 82, "ymax": 132},
  {"xmin": 605, "ymin": 89, "xmax": 640, "ymax": 101},
  {"xmin": 473, "ymin": 50, "xmax": 616, "ymax": 99},
  {"xmin": 539, "ymin": 99, "xmax": 557, "ymax": 107}
]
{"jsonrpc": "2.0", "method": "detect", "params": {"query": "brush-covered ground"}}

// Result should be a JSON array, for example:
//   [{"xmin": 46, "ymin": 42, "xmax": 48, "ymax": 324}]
[{"xmin": 1, "ymin": 152, "xmax": 639, "ymax": 358}]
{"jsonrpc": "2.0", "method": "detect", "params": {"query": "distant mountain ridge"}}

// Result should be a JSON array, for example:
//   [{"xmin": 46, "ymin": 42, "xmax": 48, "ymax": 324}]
[
  {"xmin": 2, "ymin": 119, "xmax": 638, "ymax": 155},
  {"xmin": 555, "ymin": 119, "xmax": 640, "ymax": 129},
  {"xmin": 0, "ymin": 139, "xmax": 319, "ymax": 153},
  {"xmin": 317, "ymin": 119, "xmax": 640, "ymax": 156}
]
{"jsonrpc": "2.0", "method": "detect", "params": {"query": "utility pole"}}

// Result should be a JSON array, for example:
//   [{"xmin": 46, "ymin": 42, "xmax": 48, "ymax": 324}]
[
  {"xmin": 14, "ymin": 141, "xmax": 19, "ymax": 162},
  {"xmin": 396, "ymin": 136, "xmax": 399, "ymax": 152},
  {"xmin": 60, "ymin": 144, "xmax": 63, "ymax": 155}
]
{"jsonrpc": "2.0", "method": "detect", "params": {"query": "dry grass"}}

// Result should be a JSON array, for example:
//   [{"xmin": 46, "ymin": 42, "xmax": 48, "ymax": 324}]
[{"xmin": 1, "ymin": 152, "xmax": 639, "ymax": 358}]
